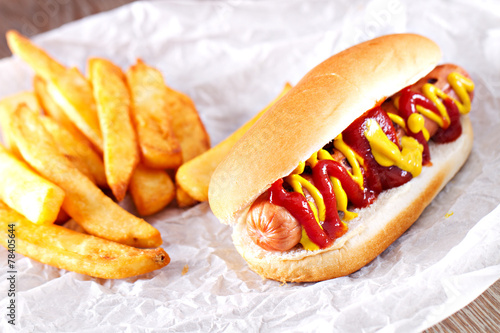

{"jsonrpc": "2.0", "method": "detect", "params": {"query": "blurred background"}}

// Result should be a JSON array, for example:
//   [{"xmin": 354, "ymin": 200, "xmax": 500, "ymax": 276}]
[{"xmin": 0, "ymin": 0, "xmax": 136, "ymax": 58}]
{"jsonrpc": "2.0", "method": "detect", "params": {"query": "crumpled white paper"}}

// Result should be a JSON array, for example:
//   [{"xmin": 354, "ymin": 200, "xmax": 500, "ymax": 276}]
[{"xmin": 1, "ymin": 0, "xmax": 500, "ymax": 332}]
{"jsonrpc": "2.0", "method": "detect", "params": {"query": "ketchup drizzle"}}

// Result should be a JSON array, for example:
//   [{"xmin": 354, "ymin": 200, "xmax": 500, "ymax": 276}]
[
  {"xmin": 269, "ymin": 179, "xmax": 332, "ymax": 248},
  {"xmin": 397, "ymin": 88, "xmax": 434, "ymax": 165},
  {"xmin": 432, "ymin": 98, "xmax": 462, "ymax": 143},
  {"xmin": 267, "ymin": 84, "xmax": 465, "ymax": 250}
]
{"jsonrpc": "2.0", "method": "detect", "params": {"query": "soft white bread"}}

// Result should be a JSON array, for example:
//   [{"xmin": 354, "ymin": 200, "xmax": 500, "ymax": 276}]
[
  {"xmin": 232, "ymin": 116, "xmax": 472, "ymax": 282},
  {"xmin": 209, "ymin": 34, "xmax": 441, "ymax": 223},
  {"xmin": 207, "ymin": 34, "xmax": 474, "ymax": 282}
]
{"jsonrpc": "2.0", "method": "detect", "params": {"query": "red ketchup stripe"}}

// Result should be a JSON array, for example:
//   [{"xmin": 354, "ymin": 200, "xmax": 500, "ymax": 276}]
[
  {"xmin": 432, "ymin": 98, "xmax": 462, "ymax": 143},
  {"xmin": 312, "ymin": 160, "xmax": 365, "ymax": 239},
  {"xmin": 269, "ymin": 179, "xmax": 332, "ymax": 249}
]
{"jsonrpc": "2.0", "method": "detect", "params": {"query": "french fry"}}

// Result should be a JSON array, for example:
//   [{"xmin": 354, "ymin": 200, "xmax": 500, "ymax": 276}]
[
  {"xmin": 0, "ymin": 91, "xmax": 41, "ymax": 157},
  {"xmin": 39, "ymin": 115, "xmax": 107, "ymax": 187},
  {"xmin": 0, "ymin": 201, "xmax": 169, "ymax": 279},
  {"xmin": 6, "ymin": 30, "xmax": 65, "ymax": 82},
  {"xmin": 0, "ymin": 144, "xmax": 65, "ymax": 225},
  {"xmin": 129, "ymin": 164, "xmax": 175, "ymax": 216},
  {"xmin": 46, "ymin": 68, "xmax": 103, "ymax": 152},
  {"xmin": 176, "ymin": 83, "xmax": 292, "ymax": 202},
  {"xmin": 33, "ymin": 75, "xmax": 90, "ymax": 144},
  {"xmin": 88, "ymin": 58, "xmax": 139, "ymax": 201},
  {"xmin": 126, "ymin": 59, "xmax": 182, "ymax": 169},
  {"xmin": 167, "ymin": 87, "xmax": 210, "ymax": 163},
  {"xmin": 6, "ymin": 30, "xmax": 103, "ymax": 152},
  {"xmin": 10, "ymin": 105, "xmax": 161, "ymax": 248},
  {"xmin": 176, "ymin": 186, "xmax": 198, "ymax": 208}
]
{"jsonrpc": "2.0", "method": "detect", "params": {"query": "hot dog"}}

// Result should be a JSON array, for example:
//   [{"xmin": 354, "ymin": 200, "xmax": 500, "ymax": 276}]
[{"xmin": 208, "ymin": 34, "xmax": 475, "ymax": 282}]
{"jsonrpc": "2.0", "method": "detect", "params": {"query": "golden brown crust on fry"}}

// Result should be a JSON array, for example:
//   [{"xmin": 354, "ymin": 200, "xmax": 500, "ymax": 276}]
[
  {"xmin": 167, "ymin": 87, "xmax": 210, "ymax": 163},
  {"xmin": 0, "ymin": 144, "xmax": 65, "ymax": 225},
  {"xmin": 33, "ymin": 75, "xmax": 91, "ymax": 148},
  {"xmin": 0, "ymin": 201, "xmax": 169, "ymax": 279},
  {"xmin": 10, "ymin": 105, "xmax": 161, "ymax": 248},
  {"xmin": 129, "ymin": 164, "xmax": 175, "ymax": 216},
  {"xmin": 126, "ymin": 59, "xmax": 182, "ymax": 169},
  {"xmin": 89, "ymin": 58, "xmax": 139, "ymax": 201},
  {"xmin": 7, "ymin": 31, "xmax": 103, "ymax": 152}
]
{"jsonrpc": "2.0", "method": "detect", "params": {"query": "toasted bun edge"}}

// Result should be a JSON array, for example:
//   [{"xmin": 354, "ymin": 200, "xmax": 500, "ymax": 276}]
[{"xmin": 231, "ymin": 116, "xmax": 473, "ymax": 282}]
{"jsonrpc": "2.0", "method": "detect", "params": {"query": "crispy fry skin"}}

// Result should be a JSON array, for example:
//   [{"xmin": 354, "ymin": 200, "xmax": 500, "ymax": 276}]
[
  {"xmin": 33, "ymin": 75, "xmax": 90, "ymax": 144},
  {"xmin": 0, "ymin": 144, "xmax": 65, "ymax": 225},
  {"xmin": 6, "ymin": 30, "xmax": 66, "ymax": 81},
  {"xmin": 166, "ymin": 87, "xmax": 210, "ymax": 207},
  {"xmin": 0, "ymin": 91, "xmax": 42, "ymax": 157},
  {"xmin": 176, "ymin": 186, "xmax": 198, "ymax": 208},
  {"xmin": 129, "ymin": 164, "xmax": 175, "ymax": 216},
  {"xmin": 6, "ymin": 30, "xmax": 103, "ymax": 152},
  {"xmin": 10, "ymin": 105, "xmax": 162, "ymax": 248},
  {"xmin": 88, "ymin": 58, "xmax": 139, "ymax": 201},
  {"xmin": 39, "ymin": 115, "xmax": 108, "ymax": 187},
  {"xmin": 126, "ymin": 59, "xmax": 182, "ymax": 169},
  {"xmin": 0, "ymin": 201, "xmax": 169, "ymax": 279},
  {"xmin": 167, "ymin": 87, "xmax": 210, "ymax": 163},
  {"xmin": 176, "ymin": 83, "xmax": 292, "ymax": 201},
  {"xmin": 46, "ymin": 68, "xmax": 103, "ymax": 152}
]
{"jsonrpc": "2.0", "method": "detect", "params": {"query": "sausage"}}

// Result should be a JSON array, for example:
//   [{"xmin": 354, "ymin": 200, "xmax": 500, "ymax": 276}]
[
  {"xmin": 246, "ymin": 150, "xmax": 348, "ymax": 251},
  {"xmin": 246, "ymin": 194, "xmax": 302, "ymax": 251},
  {"xmin": 383, "ymin": 64, "xmax": 473, "ymax": 138}
]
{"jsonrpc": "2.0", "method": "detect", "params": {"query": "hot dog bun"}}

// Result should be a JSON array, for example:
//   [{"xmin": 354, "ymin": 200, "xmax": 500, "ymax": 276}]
[
  {"xmin": 209, "ymin": 34, "xmax": 441, "ymax": 222},
  {"xmin": 231, "ymin": 116, "xmax": 472, "ymax": 282},
  {"xmin": 208, "ymin": 34, "xmax": 473, "ymax": 282}
]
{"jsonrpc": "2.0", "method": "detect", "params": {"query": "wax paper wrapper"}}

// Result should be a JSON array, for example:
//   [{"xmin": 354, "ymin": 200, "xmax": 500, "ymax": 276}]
[{"xmin": 1, "ymin": 0, "xmax": 500, "ymax": 332}]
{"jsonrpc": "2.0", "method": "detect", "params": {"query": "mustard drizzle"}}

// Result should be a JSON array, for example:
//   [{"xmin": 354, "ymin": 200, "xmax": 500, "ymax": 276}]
[{"xmin": 283, "ymin": 71, "xmax": 473, "ymax": 251}]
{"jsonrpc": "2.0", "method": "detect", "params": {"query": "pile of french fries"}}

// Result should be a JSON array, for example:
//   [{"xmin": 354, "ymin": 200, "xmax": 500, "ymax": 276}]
[
  {"xmin": 0, "ymin": 30, "xmax": 292, "ymax": 280},
  {"xmin": 0, "ymin": 30, "xmax": 212, "ymax": 278}
]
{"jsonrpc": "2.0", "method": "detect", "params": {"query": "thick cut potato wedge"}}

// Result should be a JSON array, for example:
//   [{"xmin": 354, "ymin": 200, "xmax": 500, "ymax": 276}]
[
  {"xmin": 6, "ymin": 30, "xmax": 103, "ymax": 152},
  {"xmin": 46, "ymin": 68, "xmax": 103, "ymax": 152},
  {"xmin": 0, "ymin": 201, "xmax": 169, "ymax": 279},
  {"xmin": 0, "ymin": 91, "xmax": 41, "ymax": 157},
  {"xmin": 126, "ymin": 59, "xmax": 182, "ymax": 169},
  {"xmin": 176, "ymin": 83, "xmax": 292, "ymax": 201},
  {"xmin": 0, "ymin": 144, "xmax": 65, "ymax": 225},
  {"xmin": 88, "ymin": 58, "xmax": 139, "ymax": 201},
  {"xmin": 33, "ymin": 75, "xmax": 90, "ymax": 144},
  {"xmin": 10, "ymin": 105, "xmax": 161, "ymax": 248},
  {"xmin": 39, "ymin": 115, "xmax": 107, "ymax": 187},
  {"xmin": 129, "ymin": 164, "xmax": 175, "ymax": 216},
  {"xmin": 6, "ymin": 30, "xmax": 65, "ymax": 82},
  {"xmin": 167, "ymin": 87, "xmax": 210, "ymax": 163}
]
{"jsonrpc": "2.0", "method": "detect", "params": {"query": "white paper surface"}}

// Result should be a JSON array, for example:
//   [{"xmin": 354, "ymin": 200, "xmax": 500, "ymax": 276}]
[{"xmin": 1, "ymin": 0, "xmax": 500, "ymax": 332}]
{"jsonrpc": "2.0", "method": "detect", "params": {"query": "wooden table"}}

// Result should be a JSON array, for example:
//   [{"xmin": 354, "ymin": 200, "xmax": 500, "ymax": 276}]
[{"xmin": 0, "ymin": 0, "xmax": 498, "ymax": 331}]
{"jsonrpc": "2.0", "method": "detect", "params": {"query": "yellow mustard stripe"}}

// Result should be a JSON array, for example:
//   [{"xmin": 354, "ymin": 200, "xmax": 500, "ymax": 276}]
[
  {"xmin": 333, "ymin": 134, "xmax": 364, "ymax": 189},
  {"xmin": 392, "ymin": 72, "xmax": 474, "ymax": 134},
  {"xmin": 447, "ymin": 72, "xmax": 474, "ymax": 114},
  {"xmin": 416, "ymin": 104, "xmax": 445, "ymax": 127},
  {"xmin": 388, "ymin": 112, "xmax": 406, "ymax": 130},
  {"xmin": 285, "ymin": 174, "xmax": 326, "ymax": 222},
  {"xmin": 299, "ymin": 229, "xmax": 320, "ymax": 251},
  {"xmin": 421, "ymin": 83, "xmax": 451, "ymax": 126},
  {"xmin": 286, "ymin": 165, "xmax": 326, "ymax": 251}
]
